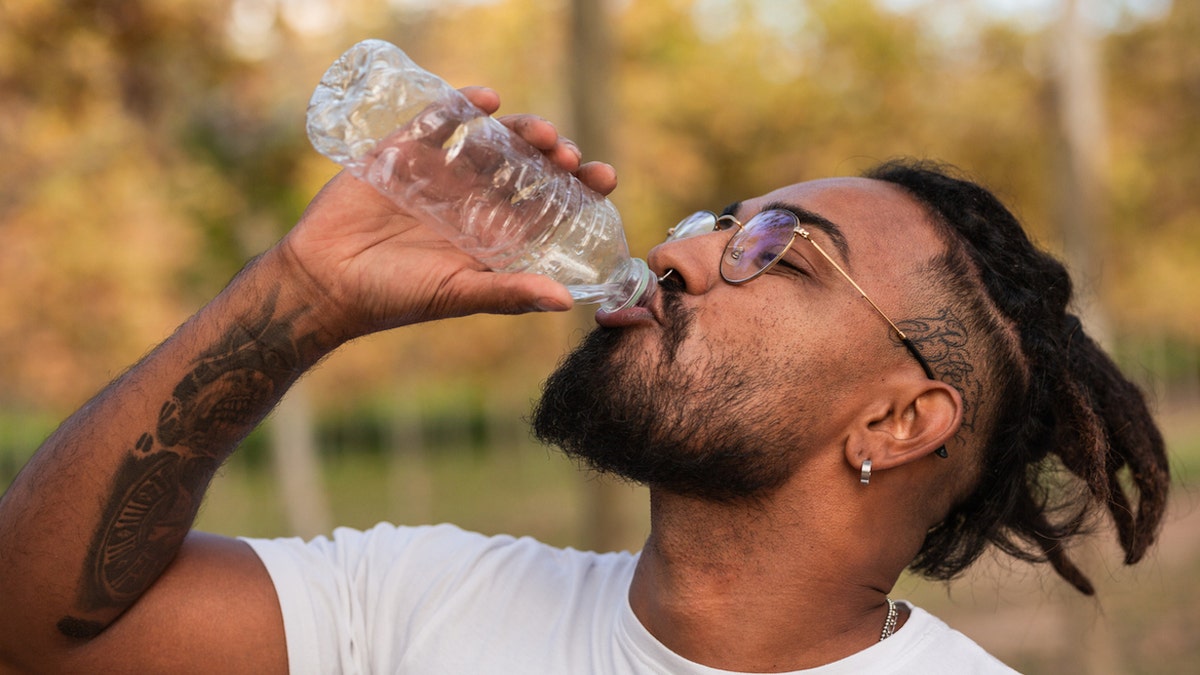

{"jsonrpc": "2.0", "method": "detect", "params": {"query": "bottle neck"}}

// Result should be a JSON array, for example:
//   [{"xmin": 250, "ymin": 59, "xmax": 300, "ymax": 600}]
[{"xmin": 599, "ymin": 257, "xmax": 657, "ymax": 312}]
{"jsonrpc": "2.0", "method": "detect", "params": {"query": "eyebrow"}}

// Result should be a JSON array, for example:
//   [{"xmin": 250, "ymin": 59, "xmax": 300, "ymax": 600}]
[{"xmin": 721, "ymin": 200, "xmax": 852, "ymax": 263}]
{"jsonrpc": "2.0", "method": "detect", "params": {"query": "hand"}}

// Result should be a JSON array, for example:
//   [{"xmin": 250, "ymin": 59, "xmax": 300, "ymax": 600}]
[{"xmin": 273, "ymin": 87, "xmax": 618, "ymax": 343}]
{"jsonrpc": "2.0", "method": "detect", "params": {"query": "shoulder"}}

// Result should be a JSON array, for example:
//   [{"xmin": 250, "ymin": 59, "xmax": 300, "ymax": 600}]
[
  {"xmin": 244, "ymin": 523, "xmax": 640, "ymax": 673},
  {"xmin": 807, "ymin": 604, "xmax": 1018, "ymax": 674},
  {"xmin": 248, "ymin": 520, "xmax": 632, "ymax": 565},
  {"xmin": 241, "ymin": 522, "xmax": 644, "ymax": 628},
  {"xmin": 243, "ymin": 521, "xmax": 638, "ymax": 593},
  {"xmin": 883, "ymin": 605, "xmax": 1019, "ymax": 674}
]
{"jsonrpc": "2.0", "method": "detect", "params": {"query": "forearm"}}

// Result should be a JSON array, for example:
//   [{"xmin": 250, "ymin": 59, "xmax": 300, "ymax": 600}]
[{"xmin": 0, "ymin": 249, "xmax": 336, "ymax": 655}]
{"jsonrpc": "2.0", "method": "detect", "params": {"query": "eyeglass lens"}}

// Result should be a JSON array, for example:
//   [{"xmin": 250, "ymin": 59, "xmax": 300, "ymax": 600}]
[
  {"xmin": 667, "ymin": 211, "xmax": 720, "ymax": 241},
  {"xmin": 720, "ymin": 210, "xmax": 799, "ymax": 283}
]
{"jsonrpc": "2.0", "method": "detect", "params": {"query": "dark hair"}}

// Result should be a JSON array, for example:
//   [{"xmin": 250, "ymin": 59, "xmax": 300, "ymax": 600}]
[{"xmin": 865, "ymin": 159, "xmax": 1170, "ymax": 594}]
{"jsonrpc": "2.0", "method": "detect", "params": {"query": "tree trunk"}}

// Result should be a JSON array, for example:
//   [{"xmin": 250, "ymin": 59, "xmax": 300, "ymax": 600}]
[
  {"xmin": 267, "ymin": 379, "xmax": 333, "ymax": 538},
  {"xmin": 388, "ymin": 380, "xmax": 433, "ymax": 526},
  {"xmin": 1051, "ymin": 0, "xmax": 1113, "ymax": 349},
  {"xmin": 567, "ymin": 0, "xmax": 640, "ymax": 553},
  {"xmin": 1050, "ymin": 3, "xmax": 1121, "ymax": 673}
]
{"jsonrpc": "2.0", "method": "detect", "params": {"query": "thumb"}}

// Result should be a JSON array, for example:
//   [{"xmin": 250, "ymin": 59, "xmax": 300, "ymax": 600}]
[{"xmin": 448, "ymin": 272, "xmax": 575, "ymax": 316}]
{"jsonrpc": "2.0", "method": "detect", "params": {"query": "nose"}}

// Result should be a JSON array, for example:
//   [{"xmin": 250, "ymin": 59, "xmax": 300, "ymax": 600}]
[{"xmin": 647, "ymin": 232, "xmax": 728, "ymax": 296}]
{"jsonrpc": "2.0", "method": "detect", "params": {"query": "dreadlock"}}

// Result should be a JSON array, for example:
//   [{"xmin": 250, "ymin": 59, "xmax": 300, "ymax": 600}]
[{"xmin": 865, "ymin": 159, "xmax": 1170, "ymax": 595}]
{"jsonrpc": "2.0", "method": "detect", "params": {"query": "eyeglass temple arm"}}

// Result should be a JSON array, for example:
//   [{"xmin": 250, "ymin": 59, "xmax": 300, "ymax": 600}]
[{"xmin": 798, "ymin": 230, "xmax": 948, "ymax": 458}]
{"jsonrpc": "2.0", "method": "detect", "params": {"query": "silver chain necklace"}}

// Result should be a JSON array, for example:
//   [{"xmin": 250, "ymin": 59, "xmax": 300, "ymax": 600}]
[{"xmin": 879, "ymin": 598, "xmax": 898, "ymax": 641}]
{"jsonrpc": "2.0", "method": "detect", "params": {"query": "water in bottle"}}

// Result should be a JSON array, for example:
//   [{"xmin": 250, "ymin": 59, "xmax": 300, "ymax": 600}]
[{"xmin": 306, "ymin": 39, "xmax": 656, "ymax": 311}]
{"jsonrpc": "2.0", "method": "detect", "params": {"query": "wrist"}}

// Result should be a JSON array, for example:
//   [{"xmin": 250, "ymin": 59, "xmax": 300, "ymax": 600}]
[{"xmin": 230, "ymin": 247, "xmax": 348, "ymax": 360}]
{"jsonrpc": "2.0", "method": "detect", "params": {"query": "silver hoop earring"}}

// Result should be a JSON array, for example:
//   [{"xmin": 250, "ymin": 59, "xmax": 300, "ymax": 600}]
[{"xmin": 860, "ymin": 459, "xmax": 872, "ymax": 486}]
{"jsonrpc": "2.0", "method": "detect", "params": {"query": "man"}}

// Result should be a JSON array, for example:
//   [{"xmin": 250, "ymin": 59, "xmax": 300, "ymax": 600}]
[{"xmin": 0, "ymin": 86, "xmax": 1169, "ymax": 673}]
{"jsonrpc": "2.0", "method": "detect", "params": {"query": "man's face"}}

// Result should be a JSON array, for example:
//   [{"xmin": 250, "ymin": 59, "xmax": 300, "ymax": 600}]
[{"xmin": 532, "ymin": 178, "xmax": 943, "ymax": 503}]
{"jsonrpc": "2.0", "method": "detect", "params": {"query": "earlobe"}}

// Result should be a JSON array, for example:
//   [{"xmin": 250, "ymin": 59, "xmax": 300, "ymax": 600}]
[{"xmin": 845, "ymin": 381, "xmax": 963, "ymax": 473}]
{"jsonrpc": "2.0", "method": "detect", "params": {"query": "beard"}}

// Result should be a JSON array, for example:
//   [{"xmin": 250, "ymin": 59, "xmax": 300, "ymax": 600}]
[{"xmin": 531, "ymin": 288, "xmax": 803, "ymax": 504}]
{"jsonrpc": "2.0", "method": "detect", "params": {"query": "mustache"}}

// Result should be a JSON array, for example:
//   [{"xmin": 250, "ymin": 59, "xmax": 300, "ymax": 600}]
[
  {"xmin": 657, "ymin": 275, "xmax": 693, "ymax": 363},
  {"xmin": 573, "ymin": 273, "xmax": 693, "ymax": 366}
]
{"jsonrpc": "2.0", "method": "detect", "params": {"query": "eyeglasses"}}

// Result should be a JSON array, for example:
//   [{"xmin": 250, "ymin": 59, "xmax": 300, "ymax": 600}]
[{"xmin": 668, "ymin": 209, "xmax": 948, "ymax": 458}]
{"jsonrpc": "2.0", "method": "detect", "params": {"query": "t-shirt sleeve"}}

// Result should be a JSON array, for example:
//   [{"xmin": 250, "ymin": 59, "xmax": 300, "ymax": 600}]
[{"xmin": 242, "ymin": 530, "xmax": 349, "ymax": 673}]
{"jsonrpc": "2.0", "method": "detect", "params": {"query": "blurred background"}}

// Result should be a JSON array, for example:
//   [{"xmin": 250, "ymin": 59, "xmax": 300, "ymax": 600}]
[{"xmin": 1, "ymin": 0, "xmax": 1197, "ymax": 672}]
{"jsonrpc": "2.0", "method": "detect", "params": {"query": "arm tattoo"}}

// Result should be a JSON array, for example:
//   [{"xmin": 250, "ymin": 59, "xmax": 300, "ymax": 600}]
[
  {"xmin": 898, "ymin": 309, "xmax": 981, "ymax": 433},
  {"xmin": 58, "ymin": 288, "xmax": 322, "ymax": 638},
  {"xmin": 158, "ymin": 292, "xmax": 315, "ymax": 455}
]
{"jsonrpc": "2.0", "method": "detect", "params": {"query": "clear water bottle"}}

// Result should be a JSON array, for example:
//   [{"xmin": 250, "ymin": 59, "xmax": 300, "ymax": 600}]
[{"xmin": 306, "ymin": 39, "xmax": 657, "ymax": 312}]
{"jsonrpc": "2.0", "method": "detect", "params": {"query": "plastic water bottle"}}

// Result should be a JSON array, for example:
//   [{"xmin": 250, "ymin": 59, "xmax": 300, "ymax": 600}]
[{"xmin": 305, "ymin": 39, "xmax": 657, "ymax": 312}]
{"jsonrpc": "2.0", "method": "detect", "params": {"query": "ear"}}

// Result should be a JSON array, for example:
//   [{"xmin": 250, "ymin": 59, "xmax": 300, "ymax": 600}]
[{"xmin": 843, "ymin": 379, "xmax": 963, "ymax": 472}]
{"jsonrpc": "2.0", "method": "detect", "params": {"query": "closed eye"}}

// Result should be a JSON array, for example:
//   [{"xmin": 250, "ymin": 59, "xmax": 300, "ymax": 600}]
[{"xmin": 769, "ymin": 255, "xmax": 811, "ymax": 278}]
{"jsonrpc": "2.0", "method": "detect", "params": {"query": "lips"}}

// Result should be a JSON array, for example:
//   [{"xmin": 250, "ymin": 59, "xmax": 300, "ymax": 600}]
[
  {"xmin": 595, "ymin": 282, "xmax": 674, "ymax": 327},
  {"xmin": 595, "ymin": 269, "xmax": 691, "ymax": 328}
]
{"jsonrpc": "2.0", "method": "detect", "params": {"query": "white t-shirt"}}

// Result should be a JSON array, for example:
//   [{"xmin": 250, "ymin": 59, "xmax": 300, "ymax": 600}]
[{"xmin": 243, "ymin": 523, "xmax": 1017, "ymax": 674}]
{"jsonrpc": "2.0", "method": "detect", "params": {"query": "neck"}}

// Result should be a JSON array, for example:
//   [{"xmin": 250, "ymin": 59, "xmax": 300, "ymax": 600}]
[{"xmin": 628, "ymin": 487, "xmax": 906, "ymax": 672}]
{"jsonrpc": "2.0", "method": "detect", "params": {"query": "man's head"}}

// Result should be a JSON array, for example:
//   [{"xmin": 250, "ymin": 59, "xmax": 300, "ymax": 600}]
[
  {"xmin": 532, "ymin": 159, "xmax": 1169, "ymax": 593},
  {"xmin": 534, "ymin": 175, "xmax": 960, "ymax": 503}
]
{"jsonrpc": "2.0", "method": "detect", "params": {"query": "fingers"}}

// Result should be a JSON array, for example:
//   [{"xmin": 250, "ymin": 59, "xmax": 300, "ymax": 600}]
[
  {"xmin": 577, "ymin": 161, "xmax": 618, "ymax": 196},
  {"xmin": 459, "ymin": 86, "xmax": 501, "ymax": 115},
  {"xmin": 497, "ymin": 114, "xmax": 617, "ymax": 195},
  {"xmin": 504, "ymin": 114, "xmax": 564, "ymax": 153},
  {"xmin": 464, "ymin": 85, "xmax": 617, "ymax": 196}
]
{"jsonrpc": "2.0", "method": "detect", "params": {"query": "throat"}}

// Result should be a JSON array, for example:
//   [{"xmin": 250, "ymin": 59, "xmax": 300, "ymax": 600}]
[{"xmin": 628, "ymin": 491, "xmax": 895, "ymax": 671}]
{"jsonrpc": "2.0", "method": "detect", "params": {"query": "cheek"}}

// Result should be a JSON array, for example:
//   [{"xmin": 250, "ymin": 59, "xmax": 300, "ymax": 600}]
[
  {"xmin": 681, "ymin": 307, "xmax": 794, "ymax": 388},
  {"xmin": 669, "ymin": 290, "xmax": 880, "ymax": 393},
  {"xmin": 755, "ymin": 297, "xmax": 881, "ymax": 398},
  {"xmin": 803, "ymin": 293, "xmax": 889, "ymax": 364},
  {"xmin": 669, "ymin": 305, "xmax": 757, "ymax": 374}
]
